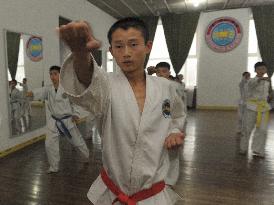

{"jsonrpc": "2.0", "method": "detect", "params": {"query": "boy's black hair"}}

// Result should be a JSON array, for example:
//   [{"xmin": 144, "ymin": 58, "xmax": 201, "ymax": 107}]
[
  {"xmin": 107, "ymin": 17, "xmax": 149, "ymax": 45},
  {"xmin": 155, "ymin": 62, "xmax": 170, "ymax": 70},
  {"xmin": 49, "ymin": 65, "xmax": 61, "ymax": 73},
  {"xmin": 254, "ymin": 61, "xmax": 267, "ymax": 71},
  {"xmin": 242, "ymin": 71, "xmax": 250, "ymax": 76},
  {"xmin": 11, "ymin": 79, "xmax": 17, "ymax": 84}
]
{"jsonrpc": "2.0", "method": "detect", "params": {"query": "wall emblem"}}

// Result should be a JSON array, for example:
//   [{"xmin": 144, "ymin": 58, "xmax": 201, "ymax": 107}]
[
  {"xmin": 26, "ymin": 36, "xmax": 43, "ymax": 62},
  {"xmin": 205, "ymin": 17, "xmax": 242, "ymax": 52}
]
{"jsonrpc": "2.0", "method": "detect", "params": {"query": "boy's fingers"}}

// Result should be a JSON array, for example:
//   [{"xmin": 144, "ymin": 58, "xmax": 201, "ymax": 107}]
[
  {"xmin": 170, "ymin": 137, "xmax": 177, "ymax": 147},
  {"xmin": 175, "ymin": 136, "xmax": 183, "ymax": 146},
  {"xmin": 86, "ymin": 39, "xmax": 101, "ymax": 50},
  {"xmin": 164, "ymin": 139, "xmax": 169, "ymax": 149}
]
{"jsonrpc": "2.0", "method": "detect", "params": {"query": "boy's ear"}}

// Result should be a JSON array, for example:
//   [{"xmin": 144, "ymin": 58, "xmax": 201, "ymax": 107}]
[
  {"xmin": 109, "ymin": 46, "xmax": 113, "ymax": 55},
  {"xmin": 145, "ymin": 40, "xmax": 153, "ymax": 53}
]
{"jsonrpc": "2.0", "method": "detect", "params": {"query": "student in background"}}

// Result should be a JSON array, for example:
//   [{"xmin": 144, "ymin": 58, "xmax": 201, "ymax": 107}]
[
  {"xmin": 240, "ymin": 62, "xmax": 271, "ymax": 158},
  {"xmin": 27, "ymin": 66, "xmax": 89, "ymax": 173},
  {"xmin": 10, "ymin": 79, "xmax": 25, "ymax": 134},
  {"xmin": 237, "ymin": 71, "xmax": 250, "ymax": 134},
  {"xmin": 19, "ymin": 78, "xmax": 31, "ymax": 129}
]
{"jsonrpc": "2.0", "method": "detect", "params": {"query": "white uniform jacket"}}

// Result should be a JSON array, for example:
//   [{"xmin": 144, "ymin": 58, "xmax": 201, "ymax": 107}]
[
  {"xmin": 239, "ymin": 78, "xmax": 249, "ymax": 105},
  {"xmin": 60, "ymin": 55, "xmax": 186, "ymax": 205},
  {"xmin": 10, "ymin": 88, "xmax": 22, "ymax": 112},
  {"xmin": 32, "ymin": 85, "xmax": 80, "ymax": 133},
  {"xmin": 246, "ymin": 77, "xmax": 271, "ymax": 112}
]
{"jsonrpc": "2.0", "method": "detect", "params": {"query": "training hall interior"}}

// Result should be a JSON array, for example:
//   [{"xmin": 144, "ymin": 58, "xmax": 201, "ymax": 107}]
[{"xmin": 1, "ymin": 0, "xmax": 274, "ymax": 204}]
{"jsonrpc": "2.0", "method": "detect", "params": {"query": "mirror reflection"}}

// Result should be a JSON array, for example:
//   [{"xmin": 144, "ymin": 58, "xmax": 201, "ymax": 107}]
[{"xmin": 6, "ymin": 31, "xmax": 46, "ymax": 137}]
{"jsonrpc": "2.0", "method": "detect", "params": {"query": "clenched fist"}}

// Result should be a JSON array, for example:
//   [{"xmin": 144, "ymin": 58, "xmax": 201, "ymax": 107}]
[{"xmin": 57, "ymin": 21, "xmax": 101, "ymax": 53}]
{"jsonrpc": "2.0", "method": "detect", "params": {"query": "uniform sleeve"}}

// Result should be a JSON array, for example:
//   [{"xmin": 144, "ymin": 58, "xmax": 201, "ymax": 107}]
[
  {"xmin": 60, "ymin": 53, "xmax": 110, "ymax": 117},
  {"xmin": 239, "ymin": 80, "xmax": 244, "ymax": 98},
  {"xmin": 169, "ymin": 83, "xmax": 186, "ymax": 134},
  {"xmin": 165, "ymin": 84, "xmax": 186, "ymax": 186}
]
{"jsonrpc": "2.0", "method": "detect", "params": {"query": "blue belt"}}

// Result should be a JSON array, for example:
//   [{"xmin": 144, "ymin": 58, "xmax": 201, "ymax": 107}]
[{"xmin": 51, "ymin": 115, "xmax": 72, "ymax": 139}]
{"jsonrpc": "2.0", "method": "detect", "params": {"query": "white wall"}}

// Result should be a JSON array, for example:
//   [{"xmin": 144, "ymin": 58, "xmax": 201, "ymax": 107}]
[
  {"xmin": 0, "ymin": 0, "xmax": 116, "ymax": 152},
  {"xmin": 196, "ymin": 8, "xmax": 250, "ymax": 108}
]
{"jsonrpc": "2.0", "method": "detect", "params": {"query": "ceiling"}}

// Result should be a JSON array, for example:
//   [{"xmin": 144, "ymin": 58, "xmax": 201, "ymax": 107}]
[{"xmin": 87, "ymin": 0, "xmax": 274, "ymax": 19}]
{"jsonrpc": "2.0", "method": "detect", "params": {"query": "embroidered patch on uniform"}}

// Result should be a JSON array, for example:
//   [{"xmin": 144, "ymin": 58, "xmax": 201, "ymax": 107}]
[
  {"xmin": 162, "ymin": 99, "xmax": 171, "ymax": 118},
  {"xmin": 62, "ymin": 93, "xmax": 67, "ymax": 99}
]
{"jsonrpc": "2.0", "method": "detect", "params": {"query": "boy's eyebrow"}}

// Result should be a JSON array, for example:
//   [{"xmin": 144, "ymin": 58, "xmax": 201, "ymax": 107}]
[
  {"xmin": 128, "ymin": 39, "xmax": 139, "ymax": 42},
  {"xmin": 112, "ymin": 38, "xmax": 140, "ymax": 44},
  {"xmin": 112, "ymin": 40, "xmax": 123, "ymax": 44}
]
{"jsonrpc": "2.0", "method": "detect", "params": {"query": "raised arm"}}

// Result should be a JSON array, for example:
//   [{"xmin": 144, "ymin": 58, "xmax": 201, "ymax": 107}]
[
  {"xmin": 58, "ymin": 21, "xmax": 101, "ymax": 88},
  {"xmin": 58, "ymin": 21, "xmax": 110, "ymax": 117}
]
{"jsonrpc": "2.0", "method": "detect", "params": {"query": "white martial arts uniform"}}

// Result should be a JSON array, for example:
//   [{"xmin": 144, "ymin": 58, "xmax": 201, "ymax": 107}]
[
  {"xmin": 85, "ymin": 112, "xmax": 99, "ymax": 140},
  {"xmin": 20, "ymin": 83, "xmax": 31, "ymax": 129},
  {"xmin": 60, "ymin": 55, "xmax": 186, "ymax": 205},
  {"xmin": 175, "ymin": 81, "xmax": 187, "ymax": 114},
  {"xmin": 237, "ymin": 78, "xmax": 249, "ymax": 133},
  {"xmin": 10, "ymin": 87, "xmax": 24, "ymax": 133},
  {"xmin": 240, "ymin": 77, "xmax": 271, "ymax": 156},
  {"xmin": 32, "ymin": 85, "xmax": 89, "ymax": 171}
]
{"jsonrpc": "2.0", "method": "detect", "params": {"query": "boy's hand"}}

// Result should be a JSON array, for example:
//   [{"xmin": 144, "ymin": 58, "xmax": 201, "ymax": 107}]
[
  {"xmin": 164, "ymin": 132, "xmax": 185, "ymax": 149},
  {"xmin": 72, "ymin": 115, "xmax": 80, "ymax": 123},
  {"xmin": 26, "ymin": 91, "xmax": 33, "ymax": 97},
  {"xmin": 57, "ymin": 21, "xmax": 101, "ymax": 53},
  {"xmin": 147, "ymin": 66, "xmax": 156, "ymax": 75}
]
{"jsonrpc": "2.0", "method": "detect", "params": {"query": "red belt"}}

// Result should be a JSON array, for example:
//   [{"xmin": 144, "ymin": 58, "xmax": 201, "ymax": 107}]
[{"xmin": 100, "ymin": 169, "xmax": 165, "ymax": 205}]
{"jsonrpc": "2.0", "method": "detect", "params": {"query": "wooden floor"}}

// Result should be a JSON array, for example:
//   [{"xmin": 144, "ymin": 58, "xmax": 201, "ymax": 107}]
[{"xmin": 1, "ymin": 110, "xmax": 274, "ymax": 205}]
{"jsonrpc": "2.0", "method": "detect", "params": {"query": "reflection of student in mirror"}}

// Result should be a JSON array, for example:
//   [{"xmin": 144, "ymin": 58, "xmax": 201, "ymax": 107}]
[
  {"xmin": 9, "ymin": 79, "xmax": 25, "ymax": 134},
  {"xmin": 19, "ymin": 78, "xmax": 31, "ymax": 130},
  {"xmin": 27, "ymin": 66, "xmax": 89, "ymax": 173}
]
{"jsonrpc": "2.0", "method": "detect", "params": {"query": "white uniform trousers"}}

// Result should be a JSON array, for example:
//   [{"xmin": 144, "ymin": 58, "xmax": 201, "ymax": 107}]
[
  {"xmin": 237, "ymin": 103, "xmax": 245, "ymax": 133},
  {"xmin": 45, "ymin": 126, "xmax": 90, "ymax": 170},
  {"xmin": 240, "ymin": 109, "xmax": 268, "ymax": 155}
]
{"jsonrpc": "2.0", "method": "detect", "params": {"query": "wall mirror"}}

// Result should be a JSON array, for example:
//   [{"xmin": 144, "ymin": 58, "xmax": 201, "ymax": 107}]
[{"xmin": 5, "ymin": 30, "xmax": 46, "ymax": 137}]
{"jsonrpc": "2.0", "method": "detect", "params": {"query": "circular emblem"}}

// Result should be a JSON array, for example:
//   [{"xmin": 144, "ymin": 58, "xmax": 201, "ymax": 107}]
[
  {"xmin": 205, "ymin": 17, "xmax": 242, "ymax": 52},
  {"xmin": 26, "ymin": 36, "xmax": 43, "ymax": 61},
  {"xmin": 162, "ymin": 99, "xmax": 171, "ymax": 118}
]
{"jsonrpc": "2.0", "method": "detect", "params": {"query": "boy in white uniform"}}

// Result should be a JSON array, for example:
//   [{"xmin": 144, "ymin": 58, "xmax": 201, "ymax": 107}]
[
  {"xmin": 240, "ymin": 62, "xmax": 271, "ymax": 158},
  {"xmin": 10, "ymin": 79, "xmax": 25, "ymax": 134},
  {"xmin": 147, "ymin": 62, "xmax": 187, "ymax": 112},
  {"xmin": 237, "ymin": 72, "xmax": 250, "ymax": 134},
  {"xmin": 19, "ymin": 78, "xmax": 31, "ymax": 129},
  {"xmin": 59, "ymin": 18, "xmax": 186, "ymax": 205},
  {"xmin": 28, "ymin": 66, "xmax": 89, "ymax": 173}
]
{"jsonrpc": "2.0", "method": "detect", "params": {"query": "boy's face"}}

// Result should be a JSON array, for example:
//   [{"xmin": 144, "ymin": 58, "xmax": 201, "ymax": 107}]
[
  {"xmin": 244, "ymin": 73, "xmax": 250, "ymax": 80},
  {"xmin": 109, "ymin": 28, "xmax": 152, "ymax": 74},
  {"xmin": 10, "ymin": 81, "xmax": 16, "ymax": 89},
  {"xmin": 50, "ymin": 70, "xmax": 60, "ymax": 87},
  {"xmin": 156, "ymin": 67, "xmax": 170, "ymax": 79},
  {"xmin": 255, "ymin": 65, "xmax": 267, "ymax": 77}
]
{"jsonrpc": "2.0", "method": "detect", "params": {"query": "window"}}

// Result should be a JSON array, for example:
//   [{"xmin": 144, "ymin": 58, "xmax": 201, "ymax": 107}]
[
  {"xmin": 147, "ymin": 19, "xmax": 197, "ymax": 88},
  {"xmin": 16, "ymin": 37, "xmax": 25, "ymax": 83},
  {"xmin": 107, "ymin": 51, "xmax": 113, "ymax": 72},
  {"xmin": 179, "ymin": 34, "xmax": 197, "ymax": 88},
  {"xmin": 247, "ymin": 19, "xmax": 261, "ymax": 78},
  {"xmin": 7, "ymin": 37, "xmax": 25, "ymax": 90}
]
